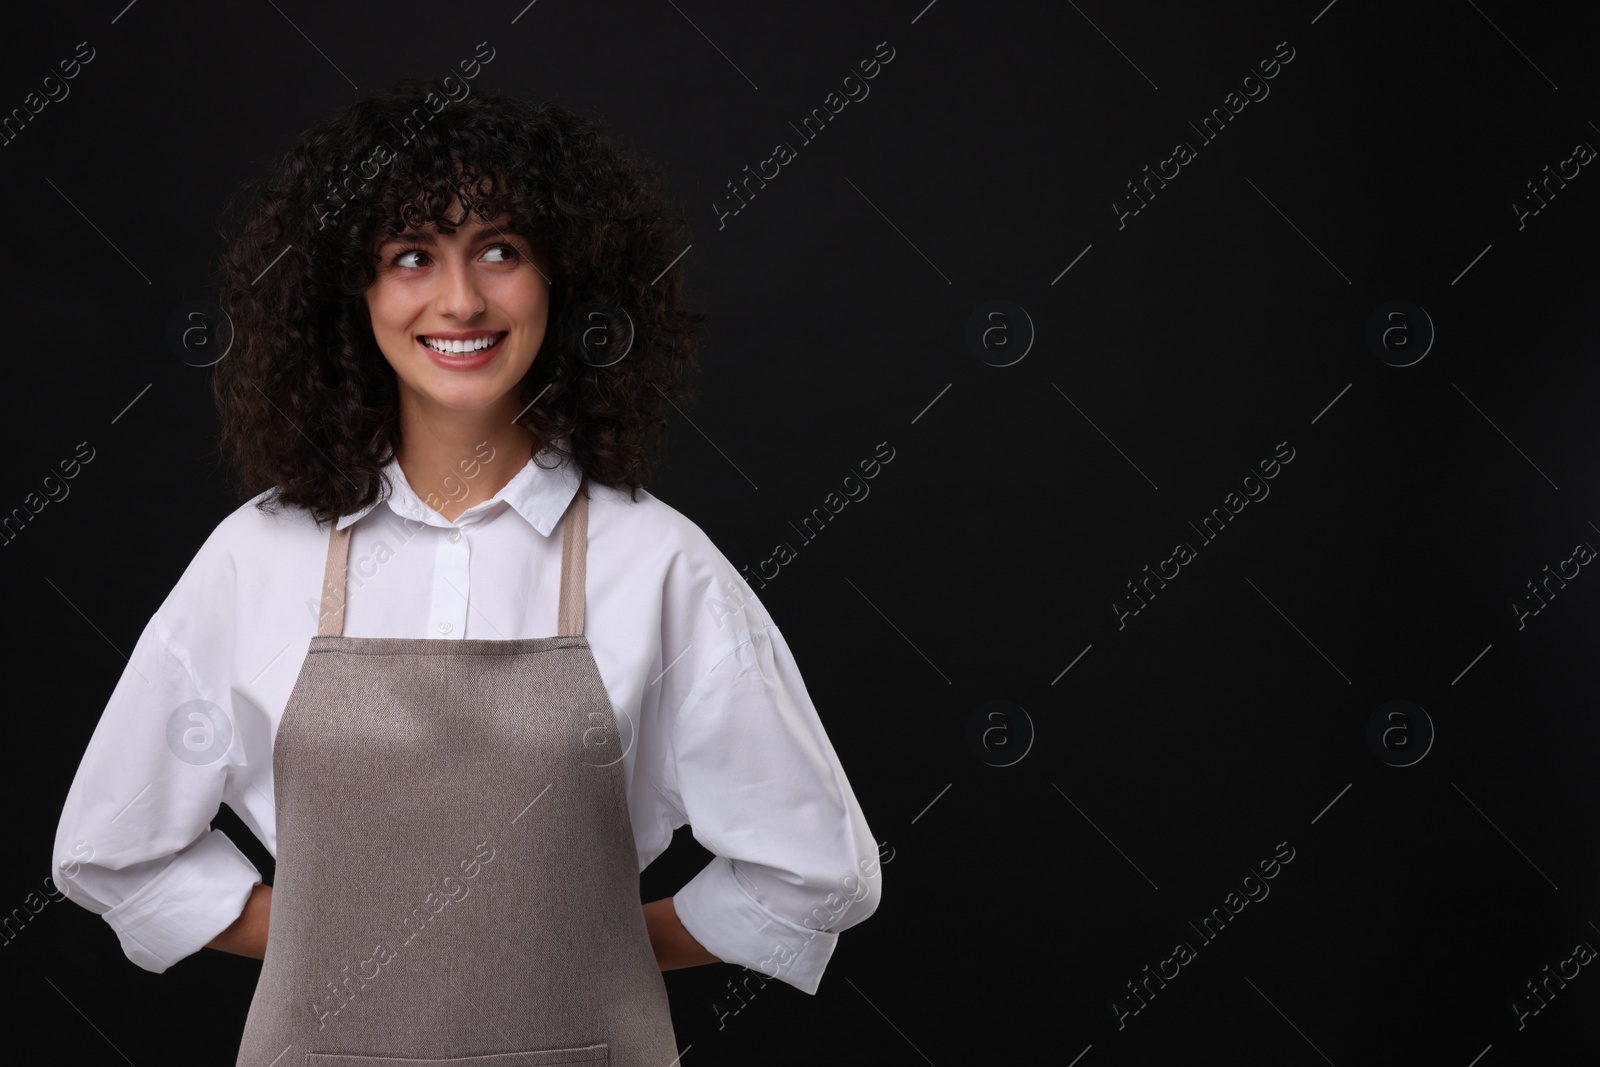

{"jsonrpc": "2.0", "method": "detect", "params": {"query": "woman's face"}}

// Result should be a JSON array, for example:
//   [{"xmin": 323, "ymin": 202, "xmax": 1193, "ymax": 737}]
[{"xmin": 364, "ymin": 207, "xmax": 549, "ymax": 426}]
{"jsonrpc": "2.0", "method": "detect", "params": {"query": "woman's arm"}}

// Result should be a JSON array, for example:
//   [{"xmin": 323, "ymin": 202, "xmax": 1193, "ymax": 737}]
[
  {"xmin": 206, "ymin": 883, "xmax": 272, "ymax": 959},
  {"xmin": 643, "ymin": 897, "xmax": 720, "ymax": 971},
  {"xmin": 52, "ymin": 611, "xmax": 267, "ymax": 973},
  {"xmin": 652, "ymin": 619, "xmax": 883, "ymax": 995}
]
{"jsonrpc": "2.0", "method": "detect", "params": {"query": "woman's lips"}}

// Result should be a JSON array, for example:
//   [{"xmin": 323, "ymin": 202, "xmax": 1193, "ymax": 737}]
[{"xmin": 417, "ymin": 332, "xmax": 507, "ymax": 370}]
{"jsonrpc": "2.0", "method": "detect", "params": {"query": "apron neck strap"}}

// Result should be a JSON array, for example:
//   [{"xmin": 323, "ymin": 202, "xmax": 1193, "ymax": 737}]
[
  {"xmin": 315, "ymin": 473, "xmax": 590, "ymax": 639},
  {"xmin": 556, "ymin": 475, "xmax": 588, "ymax": 636},
  {"xmin": 318, "ymin": 520, "xmax": 353, "ymax": 638}
]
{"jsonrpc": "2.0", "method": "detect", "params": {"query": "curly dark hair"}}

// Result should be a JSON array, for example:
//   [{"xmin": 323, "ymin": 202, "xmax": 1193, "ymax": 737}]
[{"xmin": 210, "ymin": 76, "xmax": 706, "ymax": 526}]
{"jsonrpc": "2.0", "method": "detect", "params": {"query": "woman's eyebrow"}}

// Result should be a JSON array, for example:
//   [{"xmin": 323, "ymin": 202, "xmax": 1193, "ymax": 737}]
[{"xmin": 379, "ymin": 223, "xmax": 515, "ymax": 246}]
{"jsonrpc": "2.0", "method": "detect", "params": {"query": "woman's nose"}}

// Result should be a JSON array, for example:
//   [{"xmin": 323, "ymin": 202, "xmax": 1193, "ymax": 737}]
[{"xmin": 437, "ymin": 254, "xmax": 487, "ymax": 317}]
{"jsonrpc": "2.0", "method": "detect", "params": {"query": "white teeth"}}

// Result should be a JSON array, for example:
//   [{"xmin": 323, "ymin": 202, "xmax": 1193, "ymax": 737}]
[{"xmin": 421, "ymin": 334, "xmax": 502, "ymax": 354}]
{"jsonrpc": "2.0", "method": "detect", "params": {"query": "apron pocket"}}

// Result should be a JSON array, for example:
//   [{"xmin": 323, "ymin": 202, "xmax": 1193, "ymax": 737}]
[{"xmin": 306, "ymin": 1046, "xmax": 608, "ymax": 1066}]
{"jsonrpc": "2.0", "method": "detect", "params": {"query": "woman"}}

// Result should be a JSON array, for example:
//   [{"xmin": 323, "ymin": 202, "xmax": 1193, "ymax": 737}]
[{"xmin": 50, "ymin": 78, "xmax": 881, "ymax": 1063}]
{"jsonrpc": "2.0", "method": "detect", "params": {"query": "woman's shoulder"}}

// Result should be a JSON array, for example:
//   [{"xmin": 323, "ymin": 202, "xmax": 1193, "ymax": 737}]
[
  {"xmin": 587, "ymin": 480, "xmax": 773, "ymax": 635},
  {"xmin": 586, "ymin": 481, "xmax": 731, "ymax": 573},
  {"xmin": 124, "ymin": 487, "xmax": 328, "ymax": 687},
  {"xmin": 201, "ymin": 486, "xmax": 327, "ymax": 559},
  {"xmin": 157, "ymin": 488, "xmax": 325, "ymax": 621}
]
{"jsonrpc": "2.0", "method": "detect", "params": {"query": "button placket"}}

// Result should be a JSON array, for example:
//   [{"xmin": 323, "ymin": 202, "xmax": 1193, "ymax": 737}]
[{"xmin": 428, "ymin": 523, "xmax": 471, "ymax": 638}]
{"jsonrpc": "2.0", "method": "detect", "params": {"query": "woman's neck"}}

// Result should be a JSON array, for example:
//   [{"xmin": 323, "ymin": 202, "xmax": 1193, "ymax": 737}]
[{"xmin": 395, "ymin": 417, "xmax": 543, "ymax": 523}]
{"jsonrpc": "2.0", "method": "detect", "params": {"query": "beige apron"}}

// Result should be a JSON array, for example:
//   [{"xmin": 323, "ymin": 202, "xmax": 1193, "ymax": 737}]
[{"xmin": 235, "ymin": 477, "xmax": 678, "ymax": 1066}]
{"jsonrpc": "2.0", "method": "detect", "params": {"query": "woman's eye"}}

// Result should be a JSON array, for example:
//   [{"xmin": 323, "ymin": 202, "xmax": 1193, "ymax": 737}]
[{"xmin": 388, "ymin": 245, "xmax": 519, "ymax": 269}]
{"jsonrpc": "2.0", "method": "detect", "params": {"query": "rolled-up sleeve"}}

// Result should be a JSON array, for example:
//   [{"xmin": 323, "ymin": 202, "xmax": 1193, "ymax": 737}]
[
  {"xmin": 666, "ymin": 622, "xmax": 882, "ymax": 995},
  {"xmin": 51, "ymin": 613, "xmax": 262, "ymax": 973}
]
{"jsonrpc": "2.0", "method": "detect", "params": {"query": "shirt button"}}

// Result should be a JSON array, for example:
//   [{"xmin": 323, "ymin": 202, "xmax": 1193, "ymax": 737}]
[
  {"xmin": 448, "ymin": 529, "xmax": 462, "ymax": 543},
  {"xmin": 439, "ymin": 621, "xmax": 453, "ymax": 634}
]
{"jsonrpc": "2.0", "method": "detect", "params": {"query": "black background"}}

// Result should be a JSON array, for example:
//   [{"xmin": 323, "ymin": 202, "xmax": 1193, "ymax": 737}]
[{"xmin": 4, "ymin": 1, "xmax": 1599, "ymax": 1064}]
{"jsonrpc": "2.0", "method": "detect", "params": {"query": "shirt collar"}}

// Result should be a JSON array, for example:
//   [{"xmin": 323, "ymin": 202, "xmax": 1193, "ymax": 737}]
[{"xmin": 334, "ymin": 437, "xmax": 582, "ymax": 537}]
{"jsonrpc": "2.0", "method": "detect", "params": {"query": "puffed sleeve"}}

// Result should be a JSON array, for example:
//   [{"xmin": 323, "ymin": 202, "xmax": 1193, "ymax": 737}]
[
  {"xmin": 665, "ymin": 614, "xmax": 883, "ymax": 996},
  {"xmin": 50, "ymin": 611, "xmax": 262, "ymax": 972}
]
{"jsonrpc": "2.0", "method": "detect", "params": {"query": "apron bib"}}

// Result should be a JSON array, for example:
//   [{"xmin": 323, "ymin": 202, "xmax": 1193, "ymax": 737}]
[{"xmin": 235, "ymin": 477, "xmax": 678, "ymax": 1066}]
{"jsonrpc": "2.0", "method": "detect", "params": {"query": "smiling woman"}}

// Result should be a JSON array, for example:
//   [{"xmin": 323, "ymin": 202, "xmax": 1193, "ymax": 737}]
[{"xmin": 51, "ymin": 75, "xmax": 881, "ymax": 1067}]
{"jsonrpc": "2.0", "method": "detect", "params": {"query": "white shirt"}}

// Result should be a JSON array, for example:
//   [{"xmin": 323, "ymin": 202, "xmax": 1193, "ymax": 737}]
[{"xmin": 50, "ymin": 439, "xmax": 881, "ymax": 995}]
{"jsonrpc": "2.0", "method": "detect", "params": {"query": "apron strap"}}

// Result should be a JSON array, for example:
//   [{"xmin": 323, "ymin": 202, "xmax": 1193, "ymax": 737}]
[
  {"xmin": 318, "ymin": 520, "xmax": 354, "ymax": 638},
  {"xmin": 557, "ymin": 475, "xmax": 589, "ymax": 637}
]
